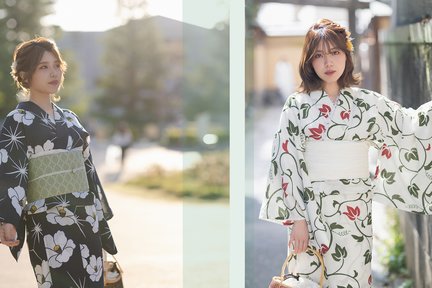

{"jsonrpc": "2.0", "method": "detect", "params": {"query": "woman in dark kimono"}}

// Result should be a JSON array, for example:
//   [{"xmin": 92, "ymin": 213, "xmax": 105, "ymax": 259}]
[{"xmin": 0, "ymin": 37, "xmax": 117, "ymax": 287}]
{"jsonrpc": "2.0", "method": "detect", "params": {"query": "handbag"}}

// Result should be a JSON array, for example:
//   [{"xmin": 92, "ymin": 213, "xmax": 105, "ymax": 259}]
[
  {"xmin": 268, "ymin": 246, "xmax": 324, "ymax": 288},
  {"xmin": 104, "ymin": 253, "xmax": 124, "ymax": 288}
]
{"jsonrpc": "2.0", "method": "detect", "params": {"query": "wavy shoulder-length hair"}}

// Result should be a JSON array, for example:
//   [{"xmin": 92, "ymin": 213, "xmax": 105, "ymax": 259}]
[{"xmin": 298, "ymin": 18, "xmax": 361, "ymax": 93}]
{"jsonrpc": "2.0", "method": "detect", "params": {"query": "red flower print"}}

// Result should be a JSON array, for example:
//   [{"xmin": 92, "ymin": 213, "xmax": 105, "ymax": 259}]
[
  {"xmin": 343, "ymin": 206, "xmax": 361, "ymax": 221},
  {"xmin": 282, "ymin": 220, "xmax": 294, "ymax": 226},
  {"xmin": 368, "ymin": 275, "xmax": 372, "ymax": 285},
  {"xmin": 282, "ymin": 179, "xmax": 288, "ymax": 197},
  {"xmin": 381, "ymin": 144, "xmax": 392, "ymax": 159},
  {"xmin": 374, "ymin": 165, "xmax": 379, "ymax": 179},
  {"xmin": 320, "ymin": 244, "xmax": 329, "ymax": 255},
  {"xmin": 427, "ymin": 143, "xmax": 431, "ymax": 151},
  {"xmin": 309, "ymin": 124, "xmax": 326, "ymax": 140},
  {"xmin": 319, "ymin": 104, "xmax": 331, "ymax": 118},
  {"xmin": 340, "ymin": 110, "xmax": 350, "ymax": 120},
  {"xmin": 282, "ymin": 140, "xmax": 289, "ymax": 153}
]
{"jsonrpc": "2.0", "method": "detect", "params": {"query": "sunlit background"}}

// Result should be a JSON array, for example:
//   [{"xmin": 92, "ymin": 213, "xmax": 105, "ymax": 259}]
[{"xmin": 0, "ymin": 0, "xmax": 229, "ymax": 287}]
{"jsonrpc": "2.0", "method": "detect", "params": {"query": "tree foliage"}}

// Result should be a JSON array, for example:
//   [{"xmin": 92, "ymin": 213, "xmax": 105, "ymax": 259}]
[
  {"xmin": 183, "ymin": 24, "xmax": 229, "ymax": 125},
  {"xmin": 96, "ymin": 17, "xmax": 166, "ymax": 136},
  {"xmin": 0, "ymin": 0, "xmax": 57, "ymax": 116}
]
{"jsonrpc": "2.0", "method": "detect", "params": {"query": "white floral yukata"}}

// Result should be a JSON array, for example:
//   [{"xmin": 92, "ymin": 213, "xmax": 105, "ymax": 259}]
[
  {"xmin": 0, "ymin": 101, "xmax": 117, "ymax": 288},
  {"xmin": 259, "ymin": 87, "xmax": 432, "ymax": 288}
]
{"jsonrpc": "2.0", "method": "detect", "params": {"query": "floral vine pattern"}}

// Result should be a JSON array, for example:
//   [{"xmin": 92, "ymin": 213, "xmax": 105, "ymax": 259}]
[{"xmin": 260, "ymin": 87, "xmax": 432, "ymax": 287}]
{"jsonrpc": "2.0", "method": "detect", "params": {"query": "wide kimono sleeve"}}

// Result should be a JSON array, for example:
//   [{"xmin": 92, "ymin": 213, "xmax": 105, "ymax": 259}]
[
  {"xmin": 371, "ymin": 90, "xmax": 432, "ymax": 214},
  {"xmin": 259, "ymin": 96, "xmax": 310, "ymax": 225},
  {"xmin": 0, "ymin": 110, "xmax": 30, "ymax": 259}
]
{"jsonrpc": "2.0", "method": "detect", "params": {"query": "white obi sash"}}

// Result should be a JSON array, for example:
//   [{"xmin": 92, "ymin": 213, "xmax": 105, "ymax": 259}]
[{"xmin": 304, "ymin": 140, "xmax": 370, "ymax": 181}]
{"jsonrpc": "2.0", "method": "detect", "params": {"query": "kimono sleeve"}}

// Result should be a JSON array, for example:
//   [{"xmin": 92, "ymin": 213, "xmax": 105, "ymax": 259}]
[
  {"xmin": 0, "ymin": 110, "xmax": 29, "ymax": 258},
  {"xmin": 372, "ymin": 91, "xmax": 432, "ymax": 214},
  {"xmin": 259, "ymin": 97, "xmax": 308, "ymax": 225},
  {"xmin": 80, "ymin": 126, "xmax": 114, "ymax": 221}
]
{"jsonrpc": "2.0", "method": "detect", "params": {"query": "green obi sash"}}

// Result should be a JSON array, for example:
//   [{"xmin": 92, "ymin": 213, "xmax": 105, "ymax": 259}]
[{"xmin": 27, "ymin": 149, "xmax": 89, "ymax": 203}]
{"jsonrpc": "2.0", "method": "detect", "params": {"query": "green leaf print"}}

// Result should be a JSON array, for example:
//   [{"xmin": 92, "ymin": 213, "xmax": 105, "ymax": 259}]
[
  {"xmin": 303, "ymin": 187, "xmax": 315, "ymax": 202},
  {"xmin": 404, "ymin": 148, "xmax": 419, "ymax": 162},
  {"xmin": 331, "ymin": 244, "xmax": 347, "ymax": 262},
  {"xmin": 380, "ymin": 169, "xmax": 396, "ymax": 184},
  {"xmin": 352, "ymin": 234, "xmax": 364, "ymax": 242},
  {"xmin": 383, "ymin": 111, "xmax": 393, "ymax": 121},
  {"xmin": 408, "ymin": 183, "xmax": 420, "ymax": 198},
  {"xmin": 330, "ymin": 190, "xmax": 340, "ymax": 195},
  {"xmin": 287, "ymin": 121, "xmax": 299, "ymax": 136},
  {"xmin": 355, "ymin": 98, "xmax": 371, "ymax": 111},
  {"xmin": 277, "ymin": 207, "xmax": 287, "ymax": 219},
  {"xmin": 300, "ymin": 103, "xmax": 311, "ymax": 119},
  {"xmin": 419, "ymin": 113, "xmax": 430, "ymax": 126},
  {"xmin": 265, "ymin": 184, "xmax": 270, "ymax": 198},
  {"xmin": 391, "ymin": 126, "xmax": 399, "ymax": 136},
  {"xmin": 425, "ymin": 161, "xmax": 432, "ymax": 170},
  {"xmin": 272, "ymin": 160, "xmax": 278, "ymax": 176},
  {"xmin": 367, "ymin": 117, "xmax": 376, "ymax": 132},
  {"xmin": 364, "ymin": 249, "xmax": 372, "ymax": 264},
  {"xmin": 392, "ymin": 194, "xmax": 406, "ymax": 203},
  {"xmin": 342, "ymin": 90, "xmax": 353, "ymax": 99},
  {"xmin": 299, "ymin": 159, "xmax": 308, "ymax": 174},
  {"xmin": 330, "ymin": 223, "xmax": 344, "ymax": 230}
]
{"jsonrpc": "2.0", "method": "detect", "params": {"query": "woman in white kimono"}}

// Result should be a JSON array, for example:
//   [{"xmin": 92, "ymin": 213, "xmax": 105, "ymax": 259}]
[{"xmin": 259, "ymin": 18, "xmax": 432, "ymax": 287}]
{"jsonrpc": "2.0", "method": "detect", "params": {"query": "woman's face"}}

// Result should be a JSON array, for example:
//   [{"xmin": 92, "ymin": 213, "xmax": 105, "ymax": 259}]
[
  {"xmin": 311, "ymin": 41, "xmax": 346, "ymax": 90},
  {"xmin": 29, "ymin": 51, "xmax": 63, "ymax": 97}
]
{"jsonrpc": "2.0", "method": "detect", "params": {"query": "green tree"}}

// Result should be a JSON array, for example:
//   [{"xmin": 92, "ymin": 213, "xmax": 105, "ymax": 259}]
[
  {"xmin": 183, "ymin": 23, "xmax": 229, "ymax": 124},
  {"xmin": 96, "ymin": 17, "xmax": 166, "ymax": 137},
  {"xmin": 0, "ymin": 0, "xmax": 57, "ymax": 116}
]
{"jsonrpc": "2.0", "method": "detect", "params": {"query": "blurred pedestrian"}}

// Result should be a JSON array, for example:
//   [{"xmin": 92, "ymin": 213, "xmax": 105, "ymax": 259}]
[
  {"xmin": 112, "ymin": 121, "xmax": 133, "ymax": 168},
  {"xmin": 260, "ymin": 18, "xmax": 432, "ymax": 287},
  {"xmin": 0, "ymin": 37, "xmax": 117, "ymax": 287}
]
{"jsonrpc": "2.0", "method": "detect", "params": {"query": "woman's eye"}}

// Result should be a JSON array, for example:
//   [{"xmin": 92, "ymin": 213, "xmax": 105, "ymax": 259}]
[
  {"xmin": 332, "ymin": 50, "xmax": 341, "ymax": 55},
  {"xmin": 314, "ymin": 53, "xmax": 323, "ymax": 59}
]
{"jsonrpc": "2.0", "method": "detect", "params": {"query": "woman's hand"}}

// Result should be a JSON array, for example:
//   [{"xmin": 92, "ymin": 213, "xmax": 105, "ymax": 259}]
[
  {"xmin": 0, "ymin": 222, "xmax": 19, "ymax": 247},
  {"xmin": 288, "ymin": 219, "xmax": 309, "ymax": 254}
]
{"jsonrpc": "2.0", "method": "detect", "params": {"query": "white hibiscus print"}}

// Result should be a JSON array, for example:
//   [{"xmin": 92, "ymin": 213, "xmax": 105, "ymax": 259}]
[
  {"xmin": 44, "ymin": 231, "xmax": 76, "ymax": 268},
  {"xmin": 72, "ymin": 191, "xmax": 89, "ymax": 199},
  {"xmin": 34, "ymin": 140, "xmax": 54, "ymax": 154},
  {"xmin": 34, "ymin": 260, "xmax": 52, "ymax": 288},
  {"xmin": 9, "ymin": 109, "xmax": 35, "ymax": 126},
  {"xmin": 85, "ymin": 206, "xmax": 99, "ymax": 233},
  {"xmin": 27, "ymin": 199, "xmax": 46, "ymax": 215},
  {"xmin": 80, "ymin": 244, "xmax": 90, "ymax": 268},
  {"xmin": 8, "ymin": 186, "xmax": 26, "ymax": 215},
  {"xmin": 0, "ymin": 149, "xmax": 8, "ymax": 164},
  {"xmin": 86, "ymin": 255, "xmax": 103, "ymax": 282},
  {"xmin": 63, "ymin": 111, "xmax": 82, "ymax": 128},
  {"xmin": 94, "ymin": 199, "xmax": 104, "ymax": 221},
  {"xmin": 46, "ymin": 206, "xmax": 76, "ymax": 226}
]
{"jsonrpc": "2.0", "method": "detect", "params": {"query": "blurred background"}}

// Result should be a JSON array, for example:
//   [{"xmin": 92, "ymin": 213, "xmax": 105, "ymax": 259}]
[
  {"xmin": 246, "ymin": 0, "xmax": 432, "ymax": 288},
  {"xmin": 0, "ymin": 0, "xmax": 229, "ymax": 287}
]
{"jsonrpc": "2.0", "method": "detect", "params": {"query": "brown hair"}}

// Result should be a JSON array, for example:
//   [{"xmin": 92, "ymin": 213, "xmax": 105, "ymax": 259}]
[
  {"xmin": 10, "ymin": 37, "xmax": 67, "ymax": 98},
  {"xmin": 299, "ymin": 19, "xmax": 360, "ymax": 93}
]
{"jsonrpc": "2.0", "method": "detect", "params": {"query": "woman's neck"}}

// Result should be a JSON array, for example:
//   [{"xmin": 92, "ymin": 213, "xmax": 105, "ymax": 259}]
[
  {"xmin": 29, "ymin": 93, "xmax": 53, "ymax": 115},
  {"xmin": 323, "ymin": 84, "xmax": 340, "ymax": 103}
]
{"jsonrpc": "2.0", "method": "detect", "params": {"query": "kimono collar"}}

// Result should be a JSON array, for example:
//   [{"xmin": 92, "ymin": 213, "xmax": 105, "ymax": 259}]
[
  {"xmin": 17, "ymin": 101, "xmax": 65, "ymax": 120},
  {"xmin": 308, "ymin": 87, "xmax": 354, "ymax": 102}
]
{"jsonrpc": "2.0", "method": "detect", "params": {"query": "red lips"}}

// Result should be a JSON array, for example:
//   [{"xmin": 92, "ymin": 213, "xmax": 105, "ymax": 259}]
[
  {"xmin": 49, "ymin": 80, "xmax": 59, "ymax": 85},
  {"xmin": 324, "ymin": 70, "xmax": 336, "ymax": 75}
]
